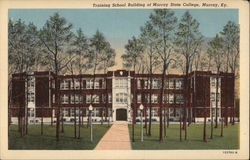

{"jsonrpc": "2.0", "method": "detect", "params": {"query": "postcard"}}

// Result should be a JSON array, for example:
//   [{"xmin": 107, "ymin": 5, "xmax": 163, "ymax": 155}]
[{"xmin": 0, "ymin": 0, "xmax": 249, "ymax": 159}]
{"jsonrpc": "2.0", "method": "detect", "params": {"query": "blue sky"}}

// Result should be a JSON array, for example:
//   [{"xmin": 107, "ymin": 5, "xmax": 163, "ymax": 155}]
[{"xmin": 9, "ymin": 9, "xmax": 238, "ymax": 68}]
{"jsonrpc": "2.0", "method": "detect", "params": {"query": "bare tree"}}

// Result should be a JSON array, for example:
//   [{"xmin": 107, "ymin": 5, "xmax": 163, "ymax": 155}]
[
  {"xmin": 140, "ymin": 21, "xmax": 160, "ymax": 136},
  {"xmin": 175, "ymin": 11, "xmax": 203, "ymax": 140},
  {"xmin": 148, "ymin": 9, "xmax": 177, "ymax": 141},
  {"xmin": 69, "ymin": 28, "xmax": 90, "ymax": 138},
  {"xmin": 8, "ymin": 19, "xmax": 41, "ymax": 136},
  {"xmin": 39, "ymin": 12, "xmax": 73, "ymax": 141},
  {"xmin": 207, "ymin": 34, "xmax": 224, "ymax": 135},
  {"xmin": 122, "ymin": 36, "xmax": 144, "ymax": 142},
  {"xmin": 220, "ymin": 21, "xmax": 239, "ymax": 125}
]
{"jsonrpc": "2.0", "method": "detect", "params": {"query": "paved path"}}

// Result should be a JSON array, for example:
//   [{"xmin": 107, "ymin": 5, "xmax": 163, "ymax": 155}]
[{"xmin": 95, "ymin": 121, "xmax": 132, "ymax": 150}]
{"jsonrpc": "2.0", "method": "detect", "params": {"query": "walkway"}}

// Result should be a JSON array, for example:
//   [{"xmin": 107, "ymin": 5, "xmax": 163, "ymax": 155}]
[{"xmin": 95, "ymin": 121, "xmax": 132, "ymax": 150}]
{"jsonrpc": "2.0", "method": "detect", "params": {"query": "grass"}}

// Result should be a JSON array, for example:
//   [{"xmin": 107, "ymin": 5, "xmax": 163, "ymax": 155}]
[
  {"xmin": 9, "ymin": 124, "xmax": 110, "ymax": 150},
  {"xmin": 129, "ymin": 123, "xmax": 239, "ymax": 150}
]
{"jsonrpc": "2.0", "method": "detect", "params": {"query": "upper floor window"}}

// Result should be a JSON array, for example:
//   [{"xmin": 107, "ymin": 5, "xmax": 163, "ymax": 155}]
[
  {"xmin": 86, "ymin": 94, "xmax": 99, "ymax": 103},
  {"xmin": 61, "ymin": 94, "xmax": 69, "ymax": 104},
  {"xmin": 115, "ymin": 78, "xmax": 128, "ymax": 88},
  {"xmin": 70, "ymin": 94, "xmax": 81, "ymax": 104},
  {"xmin": 108, "ymin": 93, "xmax": 112, "ymax": 103},
  {"xmin": 86, "ymin": 79, "xmax": 100, "ymax": 89},
  {"xmin": 93, "ymin": 94, "xmax": 100, "ymax": 103},
  {"xmin": 151, "ymin": 94, "xmax": 158, "ymax": 104},
  {"xmin": 175, "ymin": 79, "xmax": 184, "ymax": 89},
  {"xmin": 169, "ymin": 94, "xmax": 174, "ymax": 104},
  {"xmin": 163, "ymin": 94, "xmax": 169, "ymax": 103},
  {"xmin": 27, "ymin": 77, "xmax": 35, "ymax": 88},
  {"xmin": 60, "ymin": 80, "xmax": 69, "ymax": 90},
  {"xmin": 137, "ymin": 79, "xmax": 141, "ymax": 89},
  {"xmin": 175, "ymin": 94, "xmax": 184, "ymax": 104},
  {"xmin": 169, "ymin": 79, "xmax": 174, "ymax": 89},
  {"xmin": 116, "ymin": 93, "xmax": 128, "ymax": 103},
  {"xmin": 211, "ymin": 77, "xmax": 221, "ymax": 88},
  {"xmin": 152, "ymin": 79, "xmax": 160, "ymax": 89},
  {"xmin": 70, "ymin": 79, "xmax": 80, "ymax": 89},
  {"xmin": 28, "ymin": 92, "xmax": 35, "ymax": 103},
  {"xmin": 137, "ymin": 94, "xmax": 142, "ymax": 103},
  {"xmin": 144, "ymin": 80, "xmax": 150, "ymax": 89}
]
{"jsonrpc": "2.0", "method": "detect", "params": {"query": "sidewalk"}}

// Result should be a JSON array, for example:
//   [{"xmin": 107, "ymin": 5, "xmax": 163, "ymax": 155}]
[{"xmin": 95, "ymin": 121, "xmax": 132, "ymax": 150}]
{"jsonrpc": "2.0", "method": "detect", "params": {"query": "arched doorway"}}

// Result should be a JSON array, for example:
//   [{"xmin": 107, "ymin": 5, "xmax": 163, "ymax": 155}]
[{"xmin": 116, "ymin": 109, "xmax": 127, "ymax": 121}]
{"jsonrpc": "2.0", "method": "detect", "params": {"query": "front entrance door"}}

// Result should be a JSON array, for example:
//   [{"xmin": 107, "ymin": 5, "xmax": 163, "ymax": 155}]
[{"xmin": 116, "ymin": 109, "xmax": 127, "ymax": 121}]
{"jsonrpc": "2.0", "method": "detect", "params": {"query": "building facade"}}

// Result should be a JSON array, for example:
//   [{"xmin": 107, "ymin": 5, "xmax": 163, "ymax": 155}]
[{"xmin": 10, "ymin": 70, "xmax": 237, "ymax": 124}]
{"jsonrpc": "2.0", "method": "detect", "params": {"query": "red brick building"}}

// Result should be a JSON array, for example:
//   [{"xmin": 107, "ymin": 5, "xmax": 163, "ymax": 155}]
[{"xmin": 10, "ymin": 70, "xmax": 236, "ymax": 123}]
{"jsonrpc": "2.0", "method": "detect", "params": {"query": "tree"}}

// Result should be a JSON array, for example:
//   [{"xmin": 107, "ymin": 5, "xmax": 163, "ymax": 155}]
[
  {"xmin": 175, "ymin": 11, "xmax": 203, "ymax": 140},
  {"xmin": 87, "ymin": 30, "xmax": 115, "ymax": 128},
  {"xmin": 8, "ymin": 19, "xmax": 41, "ymax": 136},
  {"xmin": 220, "ymin": 21, "xmax": 239, "ymax": 125},
  {"xmin": 207, "ymin": 34, "xmax": 224, "ymax": 134},
  {"xmin": 39, "ymin": 12, "xmax": 73, "ymax": 141},
  {"xmin": 69, "ymin": 28, "xmax": 90, "ymax": 138},
  {"xmin": 140, "ymin": 21, "xmax": 160, "ymax": 136},
  {"xmin": 122, "ymin": 36, "xmax": 144, "ymax": 142},
  {"xmin": 100, "ymin": 46, "xmax": 115, "ymax": 125},
  {"xmin": 148, "ymin": 9, "xmax": 177, "ymax": 141}
]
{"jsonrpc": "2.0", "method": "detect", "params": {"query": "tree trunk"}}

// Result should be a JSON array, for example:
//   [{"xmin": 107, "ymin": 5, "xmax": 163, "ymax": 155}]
[
  {"xmin": 55, "ymin": 76, "xmax": 60, "ymax": 141},
  {"xmin": 210, "ymin": 108, "xmax": 213, "ymax": 139},
  {"xmin": 220, "ymin": 117, "xmax": 224, "ymax": 137},
  {"xmin": 167, "ymin": 107, "xmax": 169, "ymax": 128},
  {"xmin": 215, "ymin": 75, "xmax": 219, "ymax": 128},
  {"xmin": 179, "ymin": 107, "xmax": 182, "ymax": 141},
  {"xmin": 203, "ymin": 115, "xmax": 207, "ymax": 142},
  {"xmin": 41, "ymin": 107, "xmax": 44, "ymax": 135},
  {"xmin": 148, "ymin": 76, "xmax": 153, "ymax": 136},
  {"xmin": 159, "ymin": 63, "xmax": 166, "ymax": 141},
  {"xmin": 163, "ymin": 108, "xmax": 166, "ymax": 137}
]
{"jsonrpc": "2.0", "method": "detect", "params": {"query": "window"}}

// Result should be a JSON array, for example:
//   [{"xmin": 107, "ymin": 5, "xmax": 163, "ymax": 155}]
[
  {"xmin": 169, "ymin": 79, "xmax": 174, "ymax": 89},
  {"xmin": 175, "ymin": 94, "xmax": 184, "ymax": 104},
  {"xmin": 62, "ymin": 108, "xmax": 69, "ymax": 117},
  {"xmin": 86, "ymin": 79, "xmax": 93, "ymax": 89},
  {"xmin": 163, "ymin": 94, "xmax": 169, "ymax": 103},
  {"xmin": 169, "ymin": 94, "xmax": 174, "ymax": 104},
  {"xmin": 86, "ymin": 79, "xmax": 100, "ymax": 89},
  {"xmin": 61, "ymin": 94, "xmax": 69, "ymax": 104},
  {"xmin": 152, "ymin": 79, "xmax": 160, "ymax": 89},
  {"xmin": 70, "ymin": 94, "xmax": 80, "ymax": 104},
  {"xmin": 137, "ymin": 94, "xmax": 141, "ymax": 103},
  {"xmin": 60, "ymin": 80, "xmax": 69, "ymax": 90},
  {"xmin": 86, "ymin": 95, "xmax": 91, "ymax": 103},
  {"xmin": 137, "ymin": 79, "xmax": 141, "ymax": 89},
  {"xmin": 115, "ymin": 93, "xmax": 128, "ymax": 103},
  {"xmin": 102, "ymin": 79, "xmax": 106, "ymax": 89},
  {"xmin": 95, "ymin": 80, "xmax": 100, "ymax": 89},
  {"xmin": 108, "ymin": 93, "xmax": 112, "ymax": 103},
  {"xmin": 28, "ymin": 108, "xmax": 35, "ymax": 117},
  {"xmin": 175, "ymin": 79, "xmax": 184, "ymax": 89},
  {"xmin": 115, "ymin": 78, "xmax": 128, "ymax": 88},
  {"xmin": 70, "ymin": 79, "xmax": 80, "ymax": 89},
  {"xmin": 28, "ymin": 92, "xmax": 35, "ymax": 103},
  {"xmin": 151, "ymin": 94, "xmax": 158, "ymax": 104},
  {"xmin": 93, "ymin": 95, "xmax": 100, "ymax": 104},
  {"xmin": 164, "ymin": 80, "xmax": 169, "ymax": 89},
  {"xmin": 211, "ymin": 92, "xmax": 215, "ymax": 101},
  {"xmin": 27, "ymin": 77, "xmax": 35, "ymax": 88},
  {"xmin": 144, "ymin": 80, "xmax": 150, "ymax": 89},
  {"xmin": 53, "ymin": 94, "xmax": 55, "ymax": 103}
]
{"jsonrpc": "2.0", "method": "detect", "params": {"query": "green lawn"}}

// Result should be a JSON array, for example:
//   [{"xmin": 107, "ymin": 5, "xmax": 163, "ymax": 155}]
[
  {"xmin": 9, "ymin": 124, "xmax": 110, "ymax": 150},
  {"xmin": 129, "ymin": 123, "xmax": 239, "ymax": 150}
]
